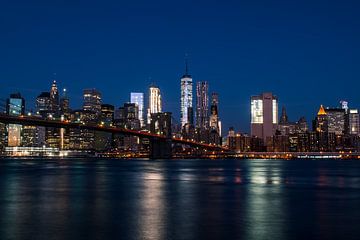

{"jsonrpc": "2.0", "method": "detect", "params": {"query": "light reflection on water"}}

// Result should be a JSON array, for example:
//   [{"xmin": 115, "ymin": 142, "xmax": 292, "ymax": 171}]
[{"xmin": 0, "ymin": 159, "xmax": 360, "ymax": 240}]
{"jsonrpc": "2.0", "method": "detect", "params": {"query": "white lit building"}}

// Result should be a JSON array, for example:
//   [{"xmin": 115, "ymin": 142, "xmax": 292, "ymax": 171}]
[
  {"xmin": 180, "ymin": 61, "xmax": 193, "ymax": 127},
  {"xmin": 130, "ymin": 92, "xmax": 145, "ymax": 127},
  {"xmin": 147, "ymin": 86, "xmax": 162, "ymax": 124},
  {"xmin": 251, "ymin": 92, "xmax": 278, "ymax": 141}
]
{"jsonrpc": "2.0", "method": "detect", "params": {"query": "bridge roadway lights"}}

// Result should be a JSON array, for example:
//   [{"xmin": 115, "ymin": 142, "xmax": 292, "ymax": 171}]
[{"xmin": 149, "ymin": 137, "xmax": 172, "ymax": 159}]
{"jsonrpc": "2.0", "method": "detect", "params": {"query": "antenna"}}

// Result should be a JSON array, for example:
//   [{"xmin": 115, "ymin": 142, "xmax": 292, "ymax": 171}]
[{"xmin": 185, "ymin": 53, "xmax": 189, "ymax": 75}]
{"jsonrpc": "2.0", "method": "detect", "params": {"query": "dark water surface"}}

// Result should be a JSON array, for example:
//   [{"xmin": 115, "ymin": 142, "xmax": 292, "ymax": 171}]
[{"xmin": 0, "ymin": 158, "xmax": 360, "ymax": 240}]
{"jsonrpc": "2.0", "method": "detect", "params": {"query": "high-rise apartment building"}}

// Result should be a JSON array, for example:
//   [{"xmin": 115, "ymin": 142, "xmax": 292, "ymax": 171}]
[{"xmin": 250, "ymin": 92, "xmax": 278, "ymax": 141}]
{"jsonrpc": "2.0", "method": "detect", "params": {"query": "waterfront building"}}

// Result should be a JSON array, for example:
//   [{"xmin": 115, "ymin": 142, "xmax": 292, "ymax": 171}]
[
  {"xmin": 46, "ymin": 81, "xmax": 62, "ymax": 148},
  {"xmin": 83, "ymin": 89, "xmax": 102, "ymax": 115},
  {"xmin": 251, "ymin": 92, "xmax": 278, "ymax": 142},
  {"xmin": 114, "ymin": 103, "xmax": 141, "ymax": 151},
  {"xmin": 0, "ymin": 123, "xmax": 7, "ymax": 150},
  {"xmin": 68, "ymin": 110, "xmax": 98, "ymax": 150},
  {"xmin": 196, "ymin": 81, "xmax": 209, "ymax": 129},
  {"xmin": 6, "ymin": 93, "xmax": 25, "ymax": 147},
  {"xmin": 180, "ymin": 60, "xmax": 193, "ymax": 127},
  {"xmin": 95, "ymin": 104, "xmax": 115, "ymax": 151},
  {"xmin": 147, "ymin": 85, "xmax": 162, "ymax": 124},
  {"xmin": 130, "ymin": 92, "xmax": 145, "ymax": 127}
]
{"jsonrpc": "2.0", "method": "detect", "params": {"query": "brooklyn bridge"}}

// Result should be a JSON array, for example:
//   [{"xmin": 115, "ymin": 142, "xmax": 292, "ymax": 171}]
[{"xmin": 0, "ymin": 113, "xmax": 229, "ymax": 158}]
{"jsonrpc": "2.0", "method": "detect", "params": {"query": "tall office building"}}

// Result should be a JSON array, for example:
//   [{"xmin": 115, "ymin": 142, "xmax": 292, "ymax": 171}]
[
  {"xmin": 83, "ymin": 89, "xmax": 102, "ymax": 114},
  {"xmin": 250, "ymin": 92, "xmax": 278, "ymax": 141},
  {"xmin": 209, "ymin": 92, "xmax": 220, "ymax": 132},
  {"xmin": 36, "ymin": 92, "xmax": 51, "ymax": 117},
  {"xmin": 326, "ymin": 108, "xmax": 345, "ymax": 135},
  {"xmin": 315, "ymin": 105, "xmax": 328, "ymax": 151},
  {"xmin": 6, "ymin": 93, "xmax": 25, "ymax": 147},
  {"xmin": 60, "ymin": 88, "xmax": 70, "ymax": 117},
  {"xmin": 50, "ymin": 80, "xmax": 59, "ymax": 115},
  {"xmin": 130, "ymin": 92, "xmax": 145, "ymax": 127},
  {"xmin": 180, "ymin": 60, "xmax": 193, "ymax": 127},
  {"xmin": 196, "ymin": 81, "xmax": 209, "ymax": 129},
  {"xmin": 147, "ymin": 85, "xmax": 162, "ymax": 124}
]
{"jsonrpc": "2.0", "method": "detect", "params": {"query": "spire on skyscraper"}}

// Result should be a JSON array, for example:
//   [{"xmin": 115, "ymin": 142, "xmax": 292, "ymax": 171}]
[
  {"xmin": 183, "ymin": 54, "xmax": 191, "ymax": 78},
  {"xmin": 280, "ymin": 106, "xmax": 288, "ymax": 124},
  {"xmin": 317, "ymin": 105, "xmax": 327, "ymax": 115}
]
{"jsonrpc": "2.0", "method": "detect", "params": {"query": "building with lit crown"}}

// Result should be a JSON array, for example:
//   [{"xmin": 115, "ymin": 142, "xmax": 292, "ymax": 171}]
[{"xmin": 147, "ymin": 85, "xmax": 162, "ymax": 124}]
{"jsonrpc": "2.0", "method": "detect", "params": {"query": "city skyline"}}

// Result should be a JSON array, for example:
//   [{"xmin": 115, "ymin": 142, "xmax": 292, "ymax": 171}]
[{"xmin": 1, "ymin": 1, "xmax": 360, "ymax": 133}]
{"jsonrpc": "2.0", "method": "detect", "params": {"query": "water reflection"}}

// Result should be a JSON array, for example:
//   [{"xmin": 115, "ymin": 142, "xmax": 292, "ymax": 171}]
[
  {"xmin": 0, "ymin": 159, "xmax": 360, "ymax": 240},
  {"xmin": 244, "ymin": 161, "xmax": 287, "ymax": 240},
  {"xmin": 135, "ymin": 170, "xmax": 166, "ymax": 240}
]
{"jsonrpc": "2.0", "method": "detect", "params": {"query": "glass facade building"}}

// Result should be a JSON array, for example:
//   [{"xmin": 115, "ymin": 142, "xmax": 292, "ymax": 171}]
[
  {"xmin": 130, "ymin": 92, "xmax": 144, "ymax": 127},
  {"xmin": 6, "ymin": 93, "xmax": 25, "ymax": 147},
  {"xmin": 180, "ymin": 64, "xmax": 193, "ymax": 127}
]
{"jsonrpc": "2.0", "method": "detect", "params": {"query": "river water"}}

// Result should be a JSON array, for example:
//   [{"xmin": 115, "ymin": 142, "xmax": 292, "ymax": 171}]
[{"xmin": 0, "ymin": 158, "xmax": 359, "ymax": 240}]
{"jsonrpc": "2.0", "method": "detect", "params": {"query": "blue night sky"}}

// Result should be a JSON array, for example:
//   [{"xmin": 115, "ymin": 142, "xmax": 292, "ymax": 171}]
[{"xmin": 1, "ymin": 0, "xmax": 360, "ymax": 133}]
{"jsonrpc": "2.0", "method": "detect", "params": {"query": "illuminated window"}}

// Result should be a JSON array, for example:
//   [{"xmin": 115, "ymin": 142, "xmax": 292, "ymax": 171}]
[{"xmin": 251, "ymin": 99, "xmax": 263, "ymax": 123}]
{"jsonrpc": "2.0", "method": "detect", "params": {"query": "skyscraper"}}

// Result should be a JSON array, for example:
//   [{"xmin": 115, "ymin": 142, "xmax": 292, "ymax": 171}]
[
  {"xmin": 180, "ymin": 59, "xmax": 193, "ymax": 127},
  {"xmin": 348, "ymin": 109, "xmax": 359, "ymax": 135},
  {"xmin": 251, "ymin": 92, "xmax": 278, "ymax": 141},
  {"xmin": 130, "ymin": 92, "xmax": 145, "ymax": 127},
  {"xmin": 60, "ymin": 88, "xmax": 70, "ymax": 117},
  {"xmin": 326, "ymin": 108, "xmax": 345, "ymax": 135},
  {"xmin": 315, "ymin": 105, "xmax": 328, "ymax": 151},
  {"xmin": 36, "ymin": 92, "xmax": 51, "ymax": 117},
  {"xmin": 83, "ymin": 89, "xmax": 102, "ymax": 114},
  {"xmin": 6, "ymin": 93, "xmax": 25, "ymax": 147},
  {"xmin": 196, "ymin": 81, "xmax": 209, "ymax": 129},
  {"xmin": 209, "ymin": 92, "xmax": 219, "ymax": 132},
  {"xmin": 147, "ymin": 85, "xmax": 162, "ymax": 124},
  {"xmin": 50, "ymin": 80, "xmax": 59, "ymax": 115}
]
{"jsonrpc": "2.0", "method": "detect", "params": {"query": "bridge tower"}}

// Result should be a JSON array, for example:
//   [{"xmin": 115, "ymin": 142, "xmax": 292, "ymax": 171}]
[{"xmin": 149, "ymin": 112, "xmax": 172, "ymax": 159}]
